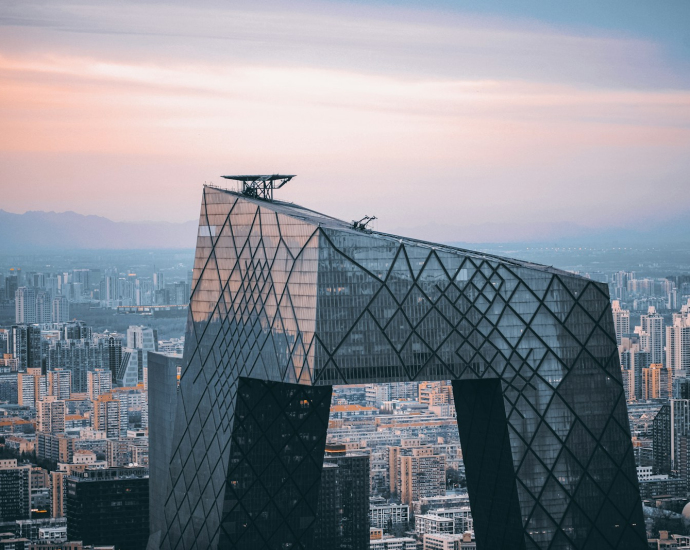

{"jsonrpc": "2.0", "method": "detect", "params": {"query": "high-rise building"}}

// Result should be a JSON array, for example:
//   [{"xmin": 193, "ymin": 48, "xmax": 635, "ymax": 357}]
[
  {"xmin": 313, "ymin": 463, "xmax": 339, "ymax": 549},
  {"xmin": 653, "ymin": 404, "xmax": 671, "ymax": 475},
  {"xmin": 65, "ymin": 466, "xmax": 149, "ymax": 550},
  {"xmin": 37, "ymin": 396, "xmax": 66, "ymax": 434},
  {"xmin": 87, "ymin": 369, "xmax": 112, "ymax": 400},
  {"xmin": 147, "ymin": 352, "xmax": 181, "ymax": 542},
  {"xmin": 670, "ymin": 399, "xmax": 690, "ymax": 470},
  {"xmin": 35, "ymin": 291, "xmax": 52, "ymax": 325},
  {"xmin": 51, "ymin": 471, "xmax": 67, "ymax": 519},
  {"xmin": 0, "ymin": 459, "xmax": 31, "ymax": 521},
  {"xmin": 10, "ymin": 325, "xmax": 42, "ymax": 371},
  {"xmin": 63, "ymin": 321, "xmax": 92, "ymax": 341},
  {"xmin": 0, "ymin": 372, "xmax": 18, "ymax": 404},
  {"xmin": 667, "ymin": 315, "xmax": 690, "ymax": 377},
  {"xmin": 93, "ymin": 394, "xmax": 120, "ymax": 438},
  {"xmin": 642, "ymin": 363, "xmax": 672, "ymax": 400},
  {"xmin": 152, "ymin": 183, "xmax": 646, "ymax": 550},
  {"xmin": 37, "ymin": 433, "xmax": 75, "ymax": 464},
  {"xmin": 51, "ymin": 296, "xmax": 69, "ymax": 323},
  {"xmin": 15, "ymin": 287, "xmax": 36, "ymax": 324},
  {"xmin": 5, "ymin": 274, "xmax": 18, "ymax": 303},
  {"xmin": 17, "ymin": 369, "xmax": 46, "ymax": 407},
  {"xmin": 47, "ymin": 369, "xmax": 71, "ymax": 401},
  {"xmin": 100, "ymin": 335, "xmax": 122, "ymax": 384},
  {"xmin": 322, "ymin": 445, "xmax": 370, "ymax": 550},
  {"xmin": 47, "ymin": 339, "xmax": 100, "ymax": 394},
  {"xmin": 612, "ymin": 300, "xmax": 630, "ymax": 345},
  {"xmin": 632, "ymin": 348, "xmax": 651, "ymax": 401},
  {"xmin": 116, "ymin": 349, "xmax": 140, "ymax": 387},
  {"xmin": 641, "ymin": 306, "xmax": 665, "ymax": 365},
  {"xmin": 126, "ymin": 325, "xmax": 158, "ymax": 384},
  {"xmin": 399, "ymin": 448, "xmax": 446, "ymax": 505}
]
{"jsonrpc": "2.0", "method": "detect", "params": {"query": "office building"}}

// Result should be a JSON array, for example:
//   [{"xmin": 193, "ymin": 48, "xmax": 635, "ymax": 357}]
[
  {"xmin": 153, "ymin": 183, "xmax": 645, "ymax": 550},
  {"xmin": 147, "ymin": 352, "xmax": 180, "ymax": 542},
  {"xmin": 65, "ymin": 466, "xmax": 148, "ymax": 550},
  {"xmin": 115, "ymin": 349, "xmax": 139, "ymax": 387},
  {"xmin": 324, "ymin": 446, "xmax": 370, "ymax": 550}
]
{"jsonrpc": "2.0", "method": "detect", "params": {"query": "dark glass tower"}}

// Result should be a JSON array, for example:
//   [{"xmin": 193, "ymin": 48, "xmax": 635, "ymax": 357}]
[{"xmin": 153, "ymin": 185, "xmax": 646, "ymax": 550}]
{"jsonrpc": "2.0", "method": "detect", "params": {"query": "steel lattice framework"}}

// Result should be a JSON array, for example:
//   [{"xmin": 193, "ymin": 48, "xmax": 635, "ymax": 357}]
[{"xmin": 152, "ymin": 185, "xmax": 646, "ymax": 550}]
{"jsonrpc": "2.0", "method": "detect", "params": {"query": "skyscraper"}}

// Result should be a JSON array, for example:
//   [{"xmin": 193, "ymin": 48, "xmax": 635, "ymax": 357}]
[
  {"xmin": 93, "ymin": 394, "xmax": 120, "ymax": 438},
  {"xmin": 14, "ymin": 287, "xmax": 36, "ymax": 324},
  {"xmin": 51, "ymin": 296, "xmax": 70, "ymax": 323},
  {"xmin": 147, "ymin": 352, "xmax": 181, "ymax": 546},
  {"xmin": 667, "ymin": 315, "xmax": 690, "ymax": 376},
  {"xmin": 0, "ymin": 459, "xmax": 31, "ymax": 522},
  {"xmin": 66, "ymin": 466, "xmax": 149, "ymax": 550},
  {"xmin": 47, "ymin": 369, "xmax": 71, "ymax": 401},
  {"xmin": 399, "ymin": 447, "xmax": 446, "ymax": 505},
  {"xmin": 17, "ymin": 368, "xmax": 46, "ymax": 407},
  {"xmin": 35, "ymin": 291, "xmax": 52, "ymax": 325},
  {"xmin": 642, "ymin": 363, "xmax": 672, "ymax": 400},
  {"xmin": 641, "ymin": 306, "xmax": 665, "ymax": 365},
  {"xmin": 87, "ymin": 369, "xmax": 112, "ymax": 400},
  {"xmin": 152, "ymin": 182, "xmax": 646, "ymax": 550},
  {"xmin": 10, "ymin": 324, "xmax": 42, "ymax": 371},
  {"xmin": 323, "ymin": 446, "xmax": 370, "ymax": 550},
  {"xmin": 612, "ymin": 300, "xmax": 630, "ymax": 346}
]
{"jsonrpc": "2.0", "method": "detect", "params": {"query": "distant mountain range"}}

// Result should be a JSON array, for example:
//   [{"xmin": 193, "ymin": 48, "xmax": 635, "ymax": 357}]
[
  {"xmin": 0, "ymin": 208, "xmax": 688, "ymax": 251},
  {"xmin": 0, "ymin": 210, "xmax": 198, "ymax": 251}
]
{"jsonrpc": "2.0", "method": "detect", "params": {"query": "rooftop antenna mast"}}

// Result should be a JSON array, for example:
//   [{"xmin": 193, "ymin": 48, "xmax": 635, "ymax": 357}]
[{"xmin": 220, "ymin": 174, "xmax": 296, "ymax": 201}]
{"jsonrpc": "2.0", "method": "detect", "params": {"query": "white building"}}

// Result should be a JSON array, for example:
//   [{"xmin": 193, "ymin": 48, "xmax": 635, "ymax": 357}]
[
  {"xmin": 641, "ymin": 306, "xmax": 665, "ymax": 365},
  {"xmin": 667, "ymin": 314, "xmax": 690, "ymax": 376},
  {"xmin": 370, "ymin": 502, "xmax": 410, "ymax": 529},
  {"xmin": 15, "ymin": 287, "xmax": 36, "ymax": 324}
]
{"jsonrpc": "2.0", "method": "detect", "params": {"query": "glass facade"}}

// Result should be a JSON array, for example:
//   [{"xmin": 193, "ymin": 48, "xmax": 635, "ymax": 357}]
[{"xmin": 156, "ymin": 186, "xmax": 646, "ymax": 550}]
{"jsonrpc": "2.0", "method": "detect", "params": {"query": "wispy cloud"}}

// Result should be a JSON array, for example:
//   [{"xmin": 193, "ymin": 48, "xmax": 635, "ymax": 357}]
[{"xmin": 0, "ymin": 0, "xmax": 688, "ymax": 239}]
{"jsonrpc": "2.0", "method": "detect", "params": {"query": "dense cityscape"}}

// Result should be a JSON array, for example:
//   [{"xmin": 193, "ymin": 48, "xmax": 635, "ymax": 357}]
[{"xmin": 0, "ymin": 237, "xmax": 687, "ymax": 550}]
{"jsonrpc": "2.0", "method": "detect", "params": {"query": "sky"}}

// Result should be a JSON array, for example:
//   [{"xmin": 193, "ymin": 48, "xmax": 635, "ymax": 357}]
[{"xmin": 1, "ymin": 0, "xmax": 689, "ymax": 242}]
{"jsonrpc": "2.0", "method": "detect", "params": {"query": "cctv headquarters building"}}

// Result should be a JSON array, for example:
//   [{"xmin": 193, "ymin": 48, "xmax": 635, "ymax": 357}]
[{"xmin": 150, "ymin": 177, "xmax": 646, "ymax": 550}]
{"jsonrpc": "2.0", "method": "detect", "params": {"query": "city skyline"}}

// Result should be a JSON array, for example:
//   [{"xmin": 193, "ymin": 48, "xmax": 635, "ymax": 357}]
[{"xmin": 1, "ymin": 0, "xmax": 689, "ymax": 240}]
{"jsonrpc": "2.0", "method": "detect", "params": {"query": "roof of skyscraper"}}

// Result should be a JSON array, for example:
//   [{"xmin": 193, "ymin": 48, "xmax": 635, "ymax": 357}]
[{"xmin": 205, "ymin": 185, "xmax": 585, "ymax": 280}]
